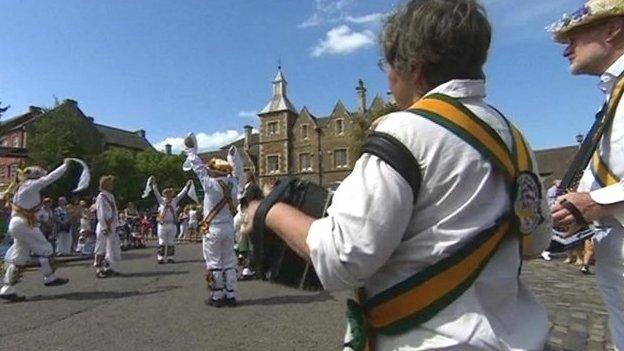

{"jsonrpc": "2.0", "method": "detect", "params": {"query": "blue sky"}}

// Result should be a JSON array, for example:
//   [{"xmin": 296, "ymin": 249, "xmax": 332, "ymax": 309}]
[{"xmin": 0, "ymin": 0, "xmax": 602, "ymax": 152}]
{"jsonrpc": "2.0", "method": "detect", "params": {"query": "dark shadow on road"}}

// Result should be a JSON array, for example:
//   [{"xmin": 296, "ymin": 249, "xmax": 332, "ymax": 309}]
[
  {"xmin": 27, "ymin": 285, "xmax": 181, "ymax": 302},
  {"xmin": 117, "ymin": 270, "xmax": 189, "ymax": 278},
  {"xmin": 167, "ymin": 258, "xmax": 204, "ymax": 264},
  {"xmin": 240, "ymin": 292, "xmax": 333, "ymax": 306},
  {"xmin": 120, "ymin": 252, "xmax": 155, "ymax": 260}
]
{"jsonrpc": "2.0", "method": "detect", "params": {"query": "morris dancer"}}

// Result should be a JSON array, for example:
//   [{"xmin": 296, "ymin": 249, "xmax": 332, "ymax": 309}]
[
  {"xmin": 144, "ymin": 177, "xmax": 192, "ymax": 264},
  {"xmin": 94, "ymin": 175, "xmax": 122, "ymax": 278},
  {"xmin": 0, "ymin": 159, "xmax": 88, "ymax": 301},
  {"xmin": 183, "ymin": 133, "xmax": 240, "ymax": 307}
]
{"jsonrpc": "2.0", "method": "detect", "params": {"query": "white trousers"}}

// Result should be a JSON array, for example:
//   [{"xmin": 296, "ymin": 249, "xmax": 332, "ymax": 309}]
[
  {"xmin": 203, "ymin": 222, "xmax": 237, "ymax": 299},
  {"xmin": 594, "ymin": 228, "xmax": 624, "ymax": 350},
  {"xmin": 1, "ymin": 216, "xmax": 58, "ymax": 296},
  {"xmin": 178, "ymin": 222, "xmax": 188, "ymax": 239},
  {"xmin": 94, "ymin": 223, "xmax": 121, "ymax": 269},
  {"xmin": 158, "ymin": 223, "xmax": 177, "ymax": 245},
  {"xmin": 56, "ymin": 230, "xmax": 72, "ymax": 255}
]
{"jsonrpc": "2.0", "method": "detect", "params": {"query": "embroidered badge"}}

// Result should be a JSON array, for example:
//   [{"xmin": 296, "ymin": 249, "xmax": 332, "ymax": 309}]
[{"xmin": 513, "ymin": 171, "xmax": 545, "ymax": 235}]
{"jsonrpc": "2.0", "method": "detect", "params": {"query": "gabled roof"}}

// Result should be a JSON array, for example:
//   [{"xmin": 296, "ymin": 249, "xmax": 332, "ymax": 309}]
[
  {"xmin": 298, "ymin": 106, "xmax": 319, "ymax": 127},
  {"xmin": 94, "ymin": 124, "xmax": 153, "ymax": 151},
  {"xmin": 369, "ymin": 94, "xmax": 386, "ymax": 112},
  {"xmin": 0, "ymin": 108, "xmax": 43, "ymax": 133},
  {"xmin": 534, "ymin": 145, "xmax": 578, "ymax": 179},
  {"xmin": 330, "ymin": 100, "xmax": 350, "ymax": 118}
]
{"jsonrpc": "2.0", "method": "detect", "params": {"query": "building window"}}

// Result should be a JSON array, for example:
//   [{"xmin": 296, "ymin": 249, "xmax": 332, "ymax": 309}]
[
  {"xmin": 334, "ymin": 149, "xmax": 348, "ymax": 168},
  {"xmin": 336, "ymin": 119, "xmax": 344, "ymax": 135},
  {"xmin": 12, "ymin": 136, "xmax": 19, "ymax": 147},
  {"xmin": 267, "ymin": 121, "xmax": 278, "ymax": 135},
  {"xmin": 299, "ymin": 153, "xmax": 312, "ymax": 172},
  {"xmin": 8, "ymin": 164, "xmax": 19, "ymax": 178},
  {"xmin": 1, "ymin": 139, "xmax": 7, "ymax": 147},
  {"xmin": 301, "ymin": 124, "xmax": 308, "ymax": 139},
  {"xmin": 267, "ymin": 155, "xmax": 279, "ymax": 174}
]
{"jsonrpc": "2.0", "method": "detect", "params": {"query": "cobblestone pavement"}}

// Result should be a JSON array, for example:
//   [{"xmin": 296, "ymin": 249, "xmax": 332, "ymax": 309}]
[{"xmin": 524, "ymin": 257, "xmax": 614, "ymax": 351}]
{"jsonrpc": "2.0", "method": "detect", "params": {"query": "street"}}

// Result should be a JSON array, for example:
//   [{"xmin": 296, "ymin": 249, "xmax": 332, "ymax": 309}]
[{"xmin": 0, "ymin": 243, "xmax": 615, "ymax": 351}]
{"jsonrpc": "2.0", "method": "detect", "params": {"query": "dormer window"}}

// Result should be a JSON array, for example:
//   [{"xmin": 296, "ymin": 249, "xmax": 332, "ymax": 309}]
[
  {"xmin": 301, "ymin": 124, "xmax": 308, "ymax": 139},
  {"xmin": 336, "ymin": 119, "xmax": 344, "ymax": 135},
  {"xmin": 334, "ymin": 148, "xmax": 348, "ymax": 168}
]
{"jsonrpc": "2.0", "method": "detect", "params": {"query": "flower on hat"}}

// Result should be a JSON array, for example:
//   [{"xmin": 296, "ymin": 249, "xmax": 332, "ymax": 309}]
[{"xmin": 547, "ymin": 0, "xmax": 624, "ymax": 42}]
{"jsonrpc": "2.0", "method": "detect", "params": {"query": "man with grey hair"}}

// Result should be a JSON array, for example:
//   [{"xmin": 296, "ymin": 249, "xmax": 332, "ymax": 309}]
[
  {"xmin": 549, "ymin": 0, "xmax": 624, "ymax": 347},
  {"xmin": 242, "ymin": 0, "xmax": 552, "ymax": 349}
]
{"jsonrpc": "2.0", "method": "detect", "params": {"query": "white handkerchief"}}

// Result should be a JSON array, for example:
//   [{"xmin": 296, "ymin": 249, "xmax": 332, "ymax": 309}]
[
  {"xmin": 187, "ymin": 182, "xmax": 199, "ymax": 203},
  {"xmin": 67, "ymin": 158, "xmax": 90, "ymax": 192},
  {"xmin": 142, "ymin": 176, "xmax": 155, "ymax": 199}
]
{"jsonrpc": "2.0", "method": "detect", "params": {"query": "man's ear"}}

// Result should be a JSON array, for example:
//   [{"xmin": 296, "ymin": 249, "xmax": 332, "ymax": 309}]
[{"xmin": 605, "ymin": 18, "xmax": 624, "ymax": 44}]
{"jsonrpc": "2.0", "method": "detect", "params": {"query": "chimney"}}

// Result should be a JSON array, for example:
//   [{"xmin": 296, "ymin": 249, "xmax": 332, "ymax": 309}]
[
  {"xmin": 86, "ymin": 116, "xmax": 95, "ymax": 123},
  {"xmin": 356, "ymin": 79, "xmax": 367, "ymax": 114},
  {"xmin": 243, "ymin": 125, "xmax": 253, "ymax": 151},
  {"xmin": 28, "ymin": 106, "xmax": 43, "ymax": 115},
  {"xmin": 165, "ymin": 144, "xmax": 172, "ymax": 155},
  {"xmin": 136, "ymin": 129, "xmax": 146, "ymax": 138},
  {"xmin": 63, "ymin": 99, "xmax": 78, "ymax": 106}
]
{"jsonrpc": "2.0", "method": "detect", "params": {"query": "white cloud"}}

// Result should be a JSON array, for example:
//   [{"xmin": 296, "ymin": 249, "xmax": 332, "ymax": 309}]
[
  {"xmin": 345, "ymin": 13, "xmax": 384, "ymax": 25},
  {"xmin": 298, "ymin": 0, "xmax": 353, "ymax": 28},
  {"xmin": 311, "ymin": 25, "xmax": 375, "ymax": 57},
  {"xmin": 238, "ymin": 110, "xmax": 258, "ymax": 118},
  {"xmin": 155, "ymin": 130, "xmax": 244, "ymax": 154}
]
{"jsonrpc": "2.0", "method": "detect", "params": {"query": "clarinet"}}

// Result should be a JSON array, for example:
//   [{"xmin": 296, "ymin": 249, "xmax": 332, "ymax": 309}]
[{"xmin": 556, "ymin": 104, "xmax": 607, "ymax": 196}]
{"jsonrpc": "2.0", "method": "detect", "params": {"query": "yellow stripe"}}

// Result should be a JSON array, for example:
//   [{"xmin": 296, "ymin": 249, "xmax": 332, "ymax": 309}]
[
  {"xmin": 413, "ymin": 98, "xmax": 516, "ymax": 177},
  {"xmin": 511, "ymin": 127, "xmax": 530, "ymax": 172},
  {"xmin": 593, "ymin": 152, "xmax": 619, "ymax": 186},
  {"xmin": 367, "ymin": 222, "xmax": 510, "ymax": 328}
]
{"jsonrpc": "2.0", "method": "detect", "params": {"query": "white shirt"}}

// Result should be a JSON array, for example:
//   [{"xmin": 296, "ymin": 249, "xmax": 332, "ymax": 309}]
[
  {"xmin": 307, "ymin": 79, "xmax": 551, "ymax": 350},
  {"xmin": 580, "ymin": 54, "xmax": 624, "ymax": 223},
  {"xmin": 12, "ymin": 164, "xmax": 67, "ymax": 211},
  {"xmin": 184, "ymin": 148, "xmax": 238, "ymax": 225},
  {"xmin": 96, "ymin": 190, "xmax": 118, "ymax": 232},
  {"xmin": 153, "ymin": 183, "xmax": 189, "ymax": 223}
]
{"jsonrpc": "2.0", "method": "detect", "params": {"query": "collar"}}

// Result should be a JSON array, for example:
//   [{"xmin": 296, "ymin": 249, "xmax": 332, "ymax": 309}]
[
  {"xmin": 599, "ymin": 54, "xmax": 624, "ymax": 94},
  {"xmin": 425, "ymin": 79, "xmax": 486, "ymax": 100}
]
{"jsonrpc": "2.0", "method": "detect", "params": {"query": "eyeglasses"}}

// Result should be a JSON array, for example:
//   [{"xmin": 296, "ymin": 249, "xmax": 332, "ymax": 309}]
[{"xmin": 378, "ymin": 58, "xmax": 391, "ymax": 73}]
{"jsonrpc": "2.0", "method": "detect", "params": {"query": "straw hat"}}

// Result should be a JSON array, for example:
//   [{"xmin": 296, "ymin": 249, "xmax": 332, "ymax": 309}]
[
  {"xmin": 207, "ymin": 158, "xmax": 233, "ymax": 176},
  {"xmin": 548, "ymin": 0, "xmax": 624, "ymax": 43}
]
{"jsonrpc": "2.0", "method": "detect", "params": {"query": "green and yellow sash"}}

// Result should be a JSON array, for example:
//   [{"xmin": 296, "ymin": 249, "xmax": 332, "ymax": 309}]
[
  {"xmin": 346, "ymin": 94, "xmax": 539, "ymax": 351},
  {"xmin": 591, "ymin": 151, "xmax": 620, "ymax": 187}
]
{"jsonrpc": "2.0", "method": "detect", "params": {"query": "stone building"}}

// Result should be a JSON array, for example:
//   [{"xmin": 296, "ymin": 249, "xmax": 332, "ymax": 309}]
[
  {"xmin": 254, "ymin": 69, "xmax": 385, "ymax": 189},
  {"xmin": 202, "ymin": 68, "xmax": 582, "ymax": 192},
  {"xmin": 0, "ymin": 99, "xmax": 153, "ymax": 184}
]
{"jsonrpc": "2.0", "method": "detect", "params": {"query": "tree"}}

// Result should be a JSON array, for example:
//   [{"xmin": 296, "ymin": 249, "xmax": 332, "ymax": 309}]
[
  {"xmin": 93, "ymin": 148, "xmax": 187, "ymax": 210},
  {"xmin": 0, "ymin": 101, "xmax": 9, "ymax": 119},
  {"xmin": 27, "ymin": 103, "xmax": 101, "ymax": 199},
  {"xmin": 350, "ymin": 102, "xmax": 399, "ymax": 158}
]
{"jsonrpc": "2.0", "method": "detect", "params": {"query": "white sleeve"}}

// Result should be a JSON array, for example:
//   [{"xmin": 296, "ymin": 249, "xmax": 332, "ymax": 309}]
[
  {"xmin": 184, "ymin": 148, "xmax": 208, "ymax": 180},
  {"xmin": 306, "ymin": 154, "xmax": 413, "ymax": 291},
  {"xmin": 96, "ymin": 195, "xmax": 110, "ymax": 231},
  {"xmin": 174, "ymin": 182, "xmax": 190, "ymax": 203},
  {"xmin": 31, "ymin": 164, "xmax": 67, "ymax": 190}
]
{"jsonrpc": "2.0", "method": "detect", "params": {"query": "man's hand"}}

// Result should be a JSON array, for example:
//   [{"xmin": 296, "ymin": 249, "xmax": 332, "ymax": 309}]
[
  {"xmin": 240, "ymin": 200, "xmax": 260, "ymax": 238},
  {"xmin": 551, "ymin": 192, "xmax": 604, "ymax": 235}
]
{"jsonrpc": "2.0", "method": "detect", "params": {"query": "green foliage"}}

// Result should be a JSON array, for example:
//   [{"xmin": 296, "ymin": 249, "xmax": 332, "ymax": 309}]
[
  {"xmin": 350, "ymin": 103, "xmax": 399, "ymax": 158},
  {"xmin": 93, "ymin": 148, "xmax": 186, "ymax": 209},
  {"xmin": 26, "ymin": 103, "xmax": 187, "ymax": 208},
  {"xmin": 27, "ymin": 104, "xmax": 101, "ymax": 198}
]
